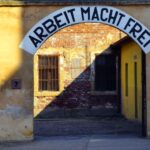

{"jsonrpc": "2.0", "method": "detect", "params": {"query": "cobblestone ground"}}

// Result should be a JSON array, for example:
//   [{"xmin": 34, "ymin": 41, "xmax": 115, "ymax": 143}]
[{"xmin": 34, "ymin": 116, "xmax": 141, "ymax": 136}]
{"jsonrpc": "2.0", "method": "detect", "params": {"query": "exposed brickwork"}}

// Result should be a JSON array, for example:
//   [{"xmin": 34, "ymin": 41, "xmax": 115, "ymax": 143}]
[{"xmin": 34, "ymin": 23, "xmax": 123, "ymax": 118}]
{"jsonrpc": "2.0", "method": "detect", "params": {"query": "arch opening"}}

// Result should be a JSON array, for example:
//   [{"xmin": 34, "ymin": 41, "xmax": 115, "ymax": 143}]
[{"xmin": 33, "ymin": 22, "xmax": 143, "ymax": 136}]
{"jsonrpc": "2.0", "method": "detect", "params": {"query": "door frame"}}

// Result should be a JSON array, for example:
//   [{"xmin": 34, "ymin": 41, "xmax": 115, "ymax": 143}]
[{"xmin": 142, "ymin": 51, "xmax": 147, "ymax": 137}]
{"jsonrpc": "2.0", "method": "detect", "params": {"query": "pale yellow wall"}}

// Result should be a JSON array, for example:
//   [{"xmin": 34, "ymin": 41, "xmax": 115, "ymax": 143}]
[
  {"xmin": 121, "ymin": 41, "xmax": 142, "ymax": 121},
  {"xmin": 0, "ymin": 7, "xmax": 33, "ymax": 141},
  {"xmin": 117, "ymin": 6, "xmax": 150, "ymax": 29}
]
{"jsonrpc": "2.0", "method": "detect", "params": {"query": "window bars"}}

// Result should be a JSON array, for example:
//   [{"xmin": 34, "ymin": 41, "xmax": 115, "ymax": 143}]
[{"xmin": 38, "ymin": 55, "xmax": 59, "ymax": 91}]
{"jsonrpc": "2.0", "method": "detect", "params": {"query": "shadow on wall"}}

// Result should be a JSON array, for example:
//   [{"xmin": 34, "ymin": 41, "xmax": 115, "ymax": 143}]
[
  {"xmin": 35, "ymin": 47, "xmax": 120, "ymax": 119},
  {"xmin": 0, "ymin": 47, "xmax": 33, "ymax": 140},
  {"xmin": 0, "ymin": 7, "xmax": 36, "ymax": 140},
  {"xmin": 0, "ymin": 50, "xmax": 33, "ymax": 116}
]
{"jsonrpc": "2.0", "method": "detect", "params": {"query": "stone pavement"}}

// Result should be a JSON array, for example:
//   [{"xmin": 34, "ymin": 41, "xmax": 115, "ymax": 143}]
[
  {"xmin": 0, "ymin": 117, "xmax": 147, "ymax": 150},
  {"xmin": 34, "ymin": 117, "xmax": 141, "ymax": 136},
  {"xmin": 0, "ymin": 134, "xmax": 150, "ymax": 150}
]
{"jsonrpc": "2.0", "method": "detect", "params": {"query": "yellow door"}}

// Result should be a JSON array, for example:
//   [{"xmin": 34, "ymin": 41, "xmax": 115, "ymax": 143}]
[{"xmin": 121, "ymin": 41, "xmax": 142, "ymax": 121}]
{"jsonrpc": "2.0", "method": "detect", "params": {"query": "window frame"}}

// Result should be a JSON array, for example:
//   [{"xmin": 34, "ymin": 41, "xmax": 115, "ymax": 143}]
[
  {"xmin": 38, "ymin": 55, "xmax": 59, "ymax": 91},
  {"xmin": 34, "ymin": 53, "xmax": 63, "ymax": 97},
  {"xmin": 90, "ymin": 52, "xmax": 118, "ymax": 95}
]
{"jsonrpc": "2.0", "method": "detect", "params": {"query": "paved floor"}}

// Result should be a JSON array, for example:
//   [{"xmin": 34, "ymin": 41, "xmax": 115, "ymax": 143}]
[
  {"xmin": 0, "ymin": 135, "xmax": 150, "ymax": 150},
  {"xmin": 35, "ymin": 117, "xmax": 141, "ymax": 136},
  {"xmin": 0, "ymin": 117, "xmax": 147, "ymax": 150}
]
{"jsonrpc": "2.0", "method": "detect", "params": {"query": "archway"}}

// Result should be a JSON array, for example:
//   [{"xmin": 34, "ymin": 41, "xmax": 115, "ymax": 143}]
[{"xmin": 20, "ymin": 6, "xmax": 149, "ymax": 136}]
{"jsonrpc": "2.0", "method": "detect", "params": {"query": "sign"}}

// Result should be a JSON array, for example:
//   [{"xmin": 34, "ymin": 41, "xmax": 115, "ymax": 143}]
[{"xmin": 20, "ymin": 6, "xmax": 150, "ymax": 54}]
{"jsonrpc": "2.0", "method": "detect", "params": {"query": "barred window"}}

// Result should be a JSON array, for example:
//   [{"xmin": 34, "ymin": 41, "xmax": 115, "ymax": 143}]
[{"xmin": 38, "ymin": 55, "xmax": 59, "ymax": 91}]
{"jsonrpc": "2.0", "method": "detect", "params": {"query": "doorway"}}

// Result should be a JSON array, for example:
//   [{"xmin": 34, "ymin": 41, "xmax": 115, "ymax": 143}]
[{"xmin": 121, "ymin": 40, "xmax": 142, "ymax": 121}]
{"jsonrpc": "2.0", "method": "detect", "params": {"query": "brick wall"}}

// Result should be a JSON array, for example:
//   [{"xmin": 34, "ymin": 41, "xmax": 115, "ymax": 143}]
[{"xmin": 34, "ymin": 23, "xmax": 123, "ymax": 118}]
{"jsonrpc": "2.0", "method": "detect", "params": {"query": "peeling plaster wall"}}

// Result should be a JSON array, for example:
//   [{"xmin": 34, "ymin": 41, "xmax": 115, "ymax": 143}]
[
  {"xmin": 34, "ymin": 23, "xmax": 122, "ymax": 117},
  {"xmin": 0, "ymin": 7, "xmax": 33, "ymax": 141}
]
